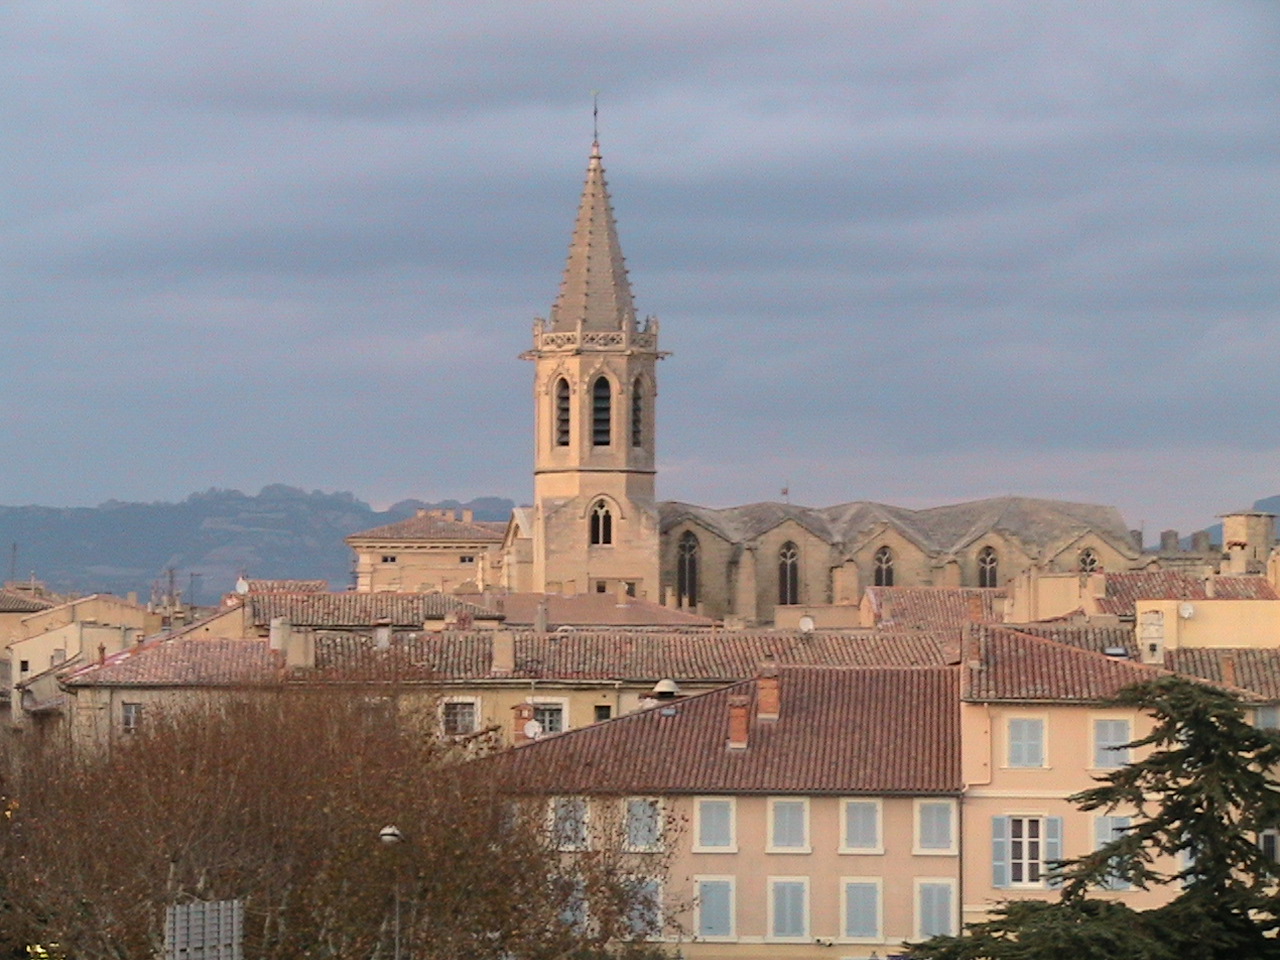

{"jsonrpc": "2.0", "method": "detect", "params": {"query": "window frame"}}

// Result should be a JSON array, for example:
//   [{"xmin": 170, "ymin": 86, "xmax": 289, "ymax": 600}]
[
  {"xmin": 873, "ymin": 545, "xmax": 894, "ymax": 587},
  {"xmin": 1006, "ymin": 715, "xmax": 1047, "ymax": 768},
  {"xmin": 550, "ymin": 796, "xmax": 589, "ymax": 852},
  {"xmin": 914, "ymin": 798, "xmax": 958, "ymax": 855},
  {"xmin": 992, "ymin": 814, "xmax": 1063, "ymax": 889},
  {"xmin": 1092, "ymin": 716, "xmax": 1132, "ymax": 769},
  {"xmin": 840, "ymin": 798, "xmax": 883, "ymax": 855},
  {"xmin": 977, "ymin": 545, "xmax": 999, "ymax": 588},
  {"xmin": 121, "ymin": 701, "xmax": 144, "ymax": 735},
  {"xmin": 623, "ymin": 875, "xmax": 663, "ymax": 941},
  {"xmin": 554, "ymin": 376, "xmax": 571, "ymax": 447},
  {"xmin": 766, "ymin": 876, "xmax": 810, "ymax": 942},
  {"xmin": 767, "ymin": 797, "xmax": 811, "ymax": 854},
  {"xmin": 531, "ymin": 698, "xmax": 568, "ymax": 736},
  {"xmin": 914, "ymin": 878, "xmax": 957, "ymax": 939},
  {"xmin": 589, "ymin": 499, "xmax": 613, "ymax": 546},
  {"xmin": 840, "ymin": 876, "xmax": 883, "ymax": 943},
  {"xmin": 693, "ymin": 797, "xmax": 737, "ymax": 853},
  {"xmin": 1095, "ymin": 814, "xmax": 1132, "ymax": 890},
  {"xmin": 622, "ymin": 796, "xmax": 663, "ymax": 852},
  {"xmin": 676, "ymin": 530, "xmax": 700, "ymax": 609},
  {"xmin": 440, "ymin": 696, "xmax": 480, "ymax": 736},
  {"xmin": 778, "ymin": 541, "xmax": 800, "ymax": 606},
  {"xmin": 591, "ymin": 375, "xmax": 612, "ymax": 447},
  {"xmin": 693, "ymin": 875, "xmax": 736, "ymax": 941}
]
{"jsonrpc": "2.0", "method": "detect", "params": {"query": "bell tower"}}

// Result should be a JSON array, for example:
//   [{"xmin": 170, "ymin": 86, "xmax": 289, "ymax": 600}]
[{"xmin": 522, "ymin": 141, "xmax": 665, "ymax": 598}]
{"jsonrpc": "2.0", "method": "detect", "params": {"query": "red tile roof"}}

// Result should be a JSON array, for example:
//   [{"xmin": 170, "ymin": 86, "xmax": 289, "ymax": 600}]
[
  {"xmin": 62, "ymin": 639, "xmax": 284, "ymax": 687},
  {"xmin": 0, "ymin": 589, "xmax": 55, "ymax": 614},
  {"xmin": 247, "ymin": 592, "xmax": 503, "ymax": 628},
  {"xmin": 491, "ymin": 666, "xmax": 960, "ymax": 796},
  {"xmin": 244, "ymin": 579, "xmax": 329, "ymax": 594},
  {"xmin": 863, "ymin": 587, "xmax": 1006, "ymax": 628},
  {"xmin": 1166, "ymin": 648, "xmax": 1280, "ymax": 700},
  {"xmin": 481, "ymin": 592, "xmax": 714, "ymax": 628},
  {"xmin": 346, "ymin": 513, "xmax": 506, "ymax": 543},
  {"xmin": 1095, "ymin": 571, "xmax": 1278, "ymax": 617}
]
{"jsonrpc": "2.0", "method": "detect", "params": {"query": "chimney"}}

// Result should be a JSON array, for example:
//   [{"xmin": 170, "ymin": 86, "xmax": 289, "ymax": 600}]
[
  {"xmin": 1222, "ymin": 653, "xmax": 1237, "ymax": 687},
  {"xmin": 373, "ymin": 619, "xmax": 392, "ymax": 649},
  {"xmin": 534, "ymin": 597, "xmax": 549, "ymax": 633},
  {"xmin": 512, "ymin": 702, "xmax": 537, "ymax": 745},
  {"xmin": 1160, "ymin": 530, "xmax": 1179, "ymax": 552},
  {"xmin": 966, "ymin": 593, "xmax": 985, "ymax": 622},
  {"xmin": 462, "ymin": 509, "xmax": 474, "ymax": 524},
  {"xmin": 491, "ymin": 630, "xmax": 515, "ymax": 676},
  {"xmin": 1192, "ymin": 530, "xmax": 1212, "ymax": 553},
  {"xmin": 726, "ymin": 695, "xmax": 750, "ymax": 750},
  {"xmin": 268, "ymin": 617, "xmax": 291, "ymax": 652},
  {"xmin": 1130, "ymin": 529, "xmax": 1143, "ymax": 551},
  {"xmin": 97, "ymin": 642, "xmax": 106, "ymax": 665},
  {"xmin": 757, "ymin": 657, "xmax": 780, "ymax": 721}
]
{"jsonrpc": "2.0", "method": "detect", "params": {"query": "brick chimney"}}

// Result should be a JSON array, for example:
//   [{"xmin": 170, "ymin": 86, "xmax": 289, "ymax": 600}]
[
  {"xmin": 966, "ymin": 593, "xmax": 985, "ymax": 622},
  {"xmin": 512, "ymin": 702, "xmax": 537, "ymax": 745},
  {"xmin": 491, "ymin": 630, "xmax": 515, "ymax": 676},
  {"xmin": 462, "ymin": 509, "xmax": 474, "ymax": 523},
  {"xmin": 727, "ymin": 695, "xmax": 750, "ymax": 750},
  {"xmin": 757, "ymin": 657, "xmax": 780, "ymax": 721}
]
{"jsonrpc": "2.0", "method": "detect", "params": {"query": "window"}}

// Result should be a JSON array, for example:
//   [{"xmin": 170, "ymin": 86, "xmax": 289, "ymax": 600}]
[
  {"xmin": 843, "ymin": 879, "xmax": 881, "ymax": 941},
  {"xmin": 1008, "ymin": 717, "xmax": 1045, "ymax": 767},
  {"xmin": 695, "ymin": 798, "xmax": 735, "ymax": 851},
  {"xmin": 381, "ymin": 555, "xmax": 397, "ymax": 564},
  {"xmin": 1256, "ymin": 705, "xmax": 1280, "ymax": 729},
  {"xmin": 18, "ymin": 659, "xmax": 29, "ymax": 674},
  {"xmin": 1093, "ymin": 718, "xmax": 1131, "ymax": 768},
  {"xmin": 554, "ymin": 377, "xmax": 571, "ymax": 446},
  {"xmin": 441, "ymin": 700, "xmax": 478, "ymax": 736},
  {"xmin": 677, "ymin": 531, "xmax": 700, "ymax": 608},
  {"xmin": 534, "ymin": 703, "xmax": 565, "ymax": 735},
  {"xmin": 1260, "ymin": 828, "xmax": 1279, "ymax": 861},
  {"xmin": 873, "ymin": 546, "xmax": 894, "ymax": 587},
  {"xmin": 978, "ymin": 546, "xmax": 999, "ymax": 588},
  {"xmin": 769, "ymin": 798, "xmax": 809, "ymax": 852},
  {"xmin": 992, "ymin": 815, "xmax": 1063, "ymax": 887},
  {"xmin": 916, "ymin": 799, "xmax": 956, "ymax": 854},
  {"xmin": 778, "ymin": 542, "xmax": 799, "ymax": 606},
  {"xmin": 459, "ymin": 555, "xmax": 475, "ymax": 564},
  {"xmin": 558, "ymin": 876, "xmax": 587, "ymax": 931},
  {"xmin": 551, "ymin": 797, "xmax": 588, "ymax": 850},
  {"xmin": 595, "ymin": 580, "xmax": 607, "ymax": 593},
  {"xmin": 591, "ymin": 376, "xmax": 611, "ymax": 446},
  {"xmin": 1095, "ymin": 815, "xmax": 1132, "ymax": 890},
  {"xmin": 593, "ymin": 704, "xmax": 612, "ymax": 722},
  {"xmin": 695, "ymin": 878, "xmax": 734, "ymax": 940},
  {"xmin": 631, "ymin": 377, "xmax": 644, "ymax": 447},
  {"xmin": 122, "ymin": 702, "xmax": 144, "ymax": 734},
  {"xmin": 841, "ymin": 799, "xmax": 881, "ymax": 853},
  {"xmin": 625, "ymin": 581, "xmax": 636, "ymax": 597},
  {"xmin": 589, "ymin": 499, "xmax": 613, "ymax": 545},
  {"xmin": 625, "ymin": 878, "xmax": 662, "ymax": 939},
  {"xmin": 625, "ymin": 797, "xmax": 662, "ymax": 851},
  {"xmin": 916, "ymin": 880, "xmax": 955, "ymax": 938},
  {"xmin": 1079, "ymin": 548, "xmax": 1099, "ymax": 573},
  {"xmin": 768, "ymin": 878, "xmax": 808, "ymax": 940}
]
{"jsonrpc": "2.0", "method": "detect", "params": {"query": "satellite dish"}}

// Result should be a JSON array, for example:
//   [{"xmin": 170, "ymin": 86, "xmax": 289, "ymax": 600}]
[
  {"xmin": 523, "ymin": 719, "xmax": 544, "ymax": 740},
  {"xmin": 798, "ymin": 615, "xmax": 816, "ymax": 634},
  {"xmin": 1178, "ymin": 602, "xmax": 1196, "ymax": 620}
]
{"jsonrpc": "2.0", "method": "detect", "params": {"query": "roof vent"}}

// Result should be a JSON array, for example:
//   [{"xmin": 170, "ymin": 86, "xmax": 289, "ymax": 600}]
[
  {"xmin": 1103, "ymin": 646, "xmax": 1129, "ymax": 659},
  {"xmin": 652, "ymin": 678, "xmax": 680, "ymax": 699}
]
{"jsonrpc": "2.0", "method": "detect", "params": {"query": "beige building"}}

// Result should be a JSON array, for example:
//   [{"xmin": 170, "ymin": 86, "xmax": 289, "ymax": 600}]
[{"xmin": 346, "ymin": 508, "xmax": 506, "ymax": 593}]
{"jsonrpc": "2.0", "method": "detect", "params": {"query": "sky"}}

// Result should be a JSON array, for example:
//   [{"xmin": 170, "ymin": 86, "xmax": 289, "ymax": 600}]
[{"xmin": 3, "ymin": 1, "xmax": 1278, "ymax": 537}]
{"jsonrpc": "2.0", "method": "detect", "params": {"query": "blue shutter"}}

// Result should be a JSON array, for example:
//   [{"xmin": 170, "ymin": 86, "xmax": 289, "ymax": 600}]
[
  {"xmin": 844, "ymin": 882, "xmax": 879, "ymax": 939},
  {"xmin": 1095, "ymin": 816, "xmax": 1131, "ymax": 890},
  {"xmin": 697, "ymin": 880, "xmax": 732, "ymax": 938},
  {"xmin": 1045, "ymin": 816, "xmax": 1064, "ymax": 888},
  {"xmin": 992, "ymin": 816, "xmax": 1010, "ymax": 888}
]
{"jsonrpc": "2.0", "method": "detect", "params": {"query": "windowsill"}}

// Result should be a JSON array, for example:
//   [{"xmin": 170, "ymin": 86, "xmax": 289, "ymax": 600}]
[
  {"xmin": 838, "ymin": 847, "xmax": 884, "ymax": 856},
  {"xmin": 765, "ymin": 935, "xmax": 810, "ymax": 943},
  {"xmin": 694, "ymin": 935, "xmax": 738, "ymax": 943},
  {"xmin": 692, "ymin": 845, "xmax": 738, "ymax": 855},
  {"xmin": 838, "ymin": 935, "xmax": 885, "ymax": 944},
  {"xmin": 623, "ymin": 845, "xmax": 664, "ymax": 854},
  {"xmin": 765, "ymin": 846, "xmax": 812, "ymax": 855},
  {"xmin": 1002, "ymin": 765, "xmax": 1051, "ymax": 771},
  {"xmin": 913, "ymin": 847, "xmax": 958, "ymax": 856}
]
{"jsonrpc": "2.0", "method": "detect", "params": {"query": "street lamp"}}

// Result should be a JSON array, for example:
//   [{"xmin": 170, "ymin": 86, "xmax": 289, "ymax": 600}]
[{"xmin": 380, "ymin": 825, "xmax": 405, "ymax": 960}]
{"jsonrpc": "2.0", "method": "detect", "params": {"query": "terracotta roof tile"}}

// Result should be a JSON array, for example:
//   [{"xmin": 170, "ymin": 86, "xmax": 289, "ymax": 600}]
[
  {"xmin": 62, "ymin": 638, "xmax": 283, "ymax": 687},
  {"xmin": 346, "ymin": 514, "xmax": 505, "ymax": 543},
  {"xmin": 0, "ymin": 589, "xmax": 55, "ymax": 613},
  {"xmin": 492, "ymin": 666, "xmax": 960, "ymax": 796},
  {"xmin": 864, "ymin": 587, "xmax": 1005, "ymax": 629},
  {"xmin": 1095, "ymin": 571, "xmax": 1278, "ymax": 617},
  {"xmin": 1166, "ymin": 648, "xmax": 1280, "ymax": 700},
  {"xmin": 244, "ymin": 579, "xmax": 329, "ymax": 593},
  {"xmin": 1012, "ymin": 623, "xmax": 1138, "ymax": 658},
  {"xmin": 482, "ymin": 593, "xmax": 714, "ymax": 628},
  {"xmin": 247, "ymin": 592, "xmax": 503, "ymax": 628}
]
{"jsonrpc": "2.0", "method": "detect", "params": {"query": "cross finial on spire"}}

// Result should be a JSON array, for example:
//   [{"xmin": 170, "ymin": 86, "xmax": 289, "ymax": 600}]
[{"xmin": 592, "ymin": 90, "xmax": 600, "ymax": 149}]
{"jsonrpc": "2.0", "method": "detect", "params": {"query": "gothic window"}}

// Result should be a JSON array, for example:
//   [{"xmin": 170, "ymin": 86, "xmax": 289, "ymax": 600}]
[
  {"xmin": 590, "ymin": 500, "xmax": 613, "ymax": 546},
  {"xmin": 1079, "ymin": 548, "xmax": 1099, "ymax": 573},
  {"xmin": 677, "ymin": 531, "xmax": 699, "ymax": 608},
  {"xmin": 873, "ymin": 546, "xmax": 894, "ymax": 587},
  {"xmin": 778, "ymin": 542, "xmax": 799, "ymax": 606},
  {"xmin": 554, "ymin": 378, "xmax": 570, "ymax": 446},
  {"xmin": 592, "ymin": 376, "xmax": 612, "ymax": 446},
  {"xmin": 631, "ymin": 377, "xmax": 644, "ymax": 447},
  {"xmin": 978, "ymin": 546, "xmax": 999, "ymax": 588}
]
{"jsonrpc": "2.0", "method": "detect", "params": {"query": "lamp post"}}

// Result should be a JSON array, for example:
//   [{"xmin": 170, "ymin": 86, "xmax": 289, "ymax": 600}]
[{"xmin": 379, "ymin": 825, "xmax": 405, "ymax": 960}]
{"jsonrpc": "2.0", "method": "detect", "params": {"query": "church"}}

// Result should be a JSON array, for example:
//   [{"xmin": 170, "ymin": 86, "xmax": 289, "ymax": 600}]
[{"xmin": 348, "ymin": 139, "xmax": 1229, "ymax": 625}]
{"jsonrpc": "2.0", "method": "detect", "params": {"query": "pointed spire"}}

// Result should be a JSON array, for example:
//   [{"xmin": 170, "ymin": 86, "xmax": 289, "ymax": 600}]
[{"xmin": 548, "ymin": 142, "xmax": 637, "ymax": 333}]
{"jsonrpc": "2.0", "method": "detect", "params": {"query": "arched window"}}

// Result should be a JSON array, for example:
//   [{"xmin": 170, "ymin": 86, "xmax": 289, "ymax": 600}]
[
  {"xmin": 978, "ymin": 546, "xmax": 999, "ymax": 588},
  {"xmin": 590, "ymin": 500, "xmax": 613, "ymax": 545},
  {"xmin": 873, "ymin": 546, "xmax": 894, "ymax": 587},
  {"xmin": 631, "ymin": 377, "xmax": 644, "ymax": 448},
  {"xmin": 677, "ymin": 531, "xmax": 699, "ymax": 608},
  {"xmin": 554, "ymin": 378, "xmax": 570, "ymax": 447},
  {"xmin": 1079, "ymin": 548, "xmax": 1099, "ymax": 573},
  {"xmin": 592, "ymin": 377, "xmax": 612, "ymax": 446},
  {"xmin": 778, "ymin": 541, "xmax": 799, "ymax": 605}
]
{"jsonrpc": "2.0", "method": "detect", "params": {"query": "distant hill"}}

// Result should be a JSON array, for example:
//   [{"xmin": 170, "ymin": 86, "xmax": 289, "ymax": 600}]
[{"xmin": 0, "ymin": 486, "xmax": 516, "ymax": 603}]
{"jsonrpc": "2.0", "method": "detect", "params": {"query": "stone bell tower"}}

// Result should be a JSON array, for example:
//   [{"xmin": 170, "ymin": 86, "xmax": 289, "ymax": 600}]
[{"xmin": 522, "ymin": 141, "xmax": 665, "ymax": 598}]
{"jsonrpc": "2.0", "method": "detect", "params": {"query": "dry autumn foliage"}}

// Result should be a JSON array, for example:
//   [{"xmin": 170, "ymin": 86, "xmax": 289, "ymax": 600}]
[{"xmin": 0, "ymin": 687, "xmax": 679, "ymax": 960}]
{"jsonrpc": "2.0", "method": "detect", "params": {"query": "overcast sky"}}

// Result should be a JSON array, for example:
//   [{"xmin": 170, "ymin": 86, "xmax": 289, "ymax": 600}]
[{"xmin": 3, "ymin": 1, "xmax": 1278, "ymax": 536}]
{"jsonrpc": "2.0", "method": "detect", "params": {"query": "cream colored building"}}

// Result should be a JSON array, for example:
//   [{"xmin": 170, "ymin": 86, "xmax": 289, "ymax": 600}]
[{"xmin": 346, "ymin": 508, "xmax": 506, "ymax": 593}]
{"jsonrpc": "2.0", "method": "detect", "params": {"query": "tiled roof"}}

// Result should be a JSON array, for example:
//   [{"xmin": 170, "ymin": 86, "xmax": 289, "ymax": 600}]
[
  {"xmin": 1166, "ymin": 648, "xmax": 1280, "ymax": 700},
  {"xmin": 62, "ymin": 638, "xmax": 283, "ymax": 687},
  {"xmin": 314, "ymin": 629, "xmax": 955, "ymax": 682},
  {"xmin": 346, "ymin": 513, "xmax": 506, "ymax": 543},
  {"xmin": 1094, "ymin": 571, "xmax": 1278, "ymax": 617},
  {"xmin": 864, "ymin": 587, "xmax": 1005, "ymax": 629},
  {"xmin": 660, "ymin": 495, "xmax": 1137, "ymax": 560},
  {"xmin": 964, "ymin": 626, "xmax": 1170, "ymax": 702},
  {"xmin": 491, "ymin": 666, "xmax": 961, "ymax": 796},
  {"xmin": 244, "ymin": 579, "xmax": 329, "ymax": 594},
  {"xmin": 0, "ymin": 589, "xmax": 55, "ymax": 613},
  {"xmin": 247, "ymin": 592, "xmax": 504, "ymax": 628},
  {"xmin": 1012, "ymin": 623, "xmax": 1139, "ymax": 658},
  {"xmin": 483, "ymin": 592, "xmax": 714, "ymax": 628}
]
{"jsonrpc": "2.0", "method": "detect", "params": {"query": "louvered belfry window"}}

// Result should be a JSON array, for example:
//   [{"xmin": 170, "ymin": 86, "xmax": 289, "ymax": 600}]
[
  {"xmin": 555, "ymin": 378, "xmax": 570, "ymax": 446},
  {"xmin": 592, "ymin": 376, "xmax": 611, "ymax": 446},
  {"xmin": 631, "ymin": 377, "xmax": 644, "ymax": 447}
]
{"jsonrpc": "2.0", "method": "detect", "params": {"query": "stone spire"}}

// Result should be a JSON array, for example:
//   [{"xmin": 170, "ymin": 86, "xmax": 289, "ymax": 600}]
[{"xmin": 548, "ymin": 141, "xmax": 637, "ymax": 333}]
